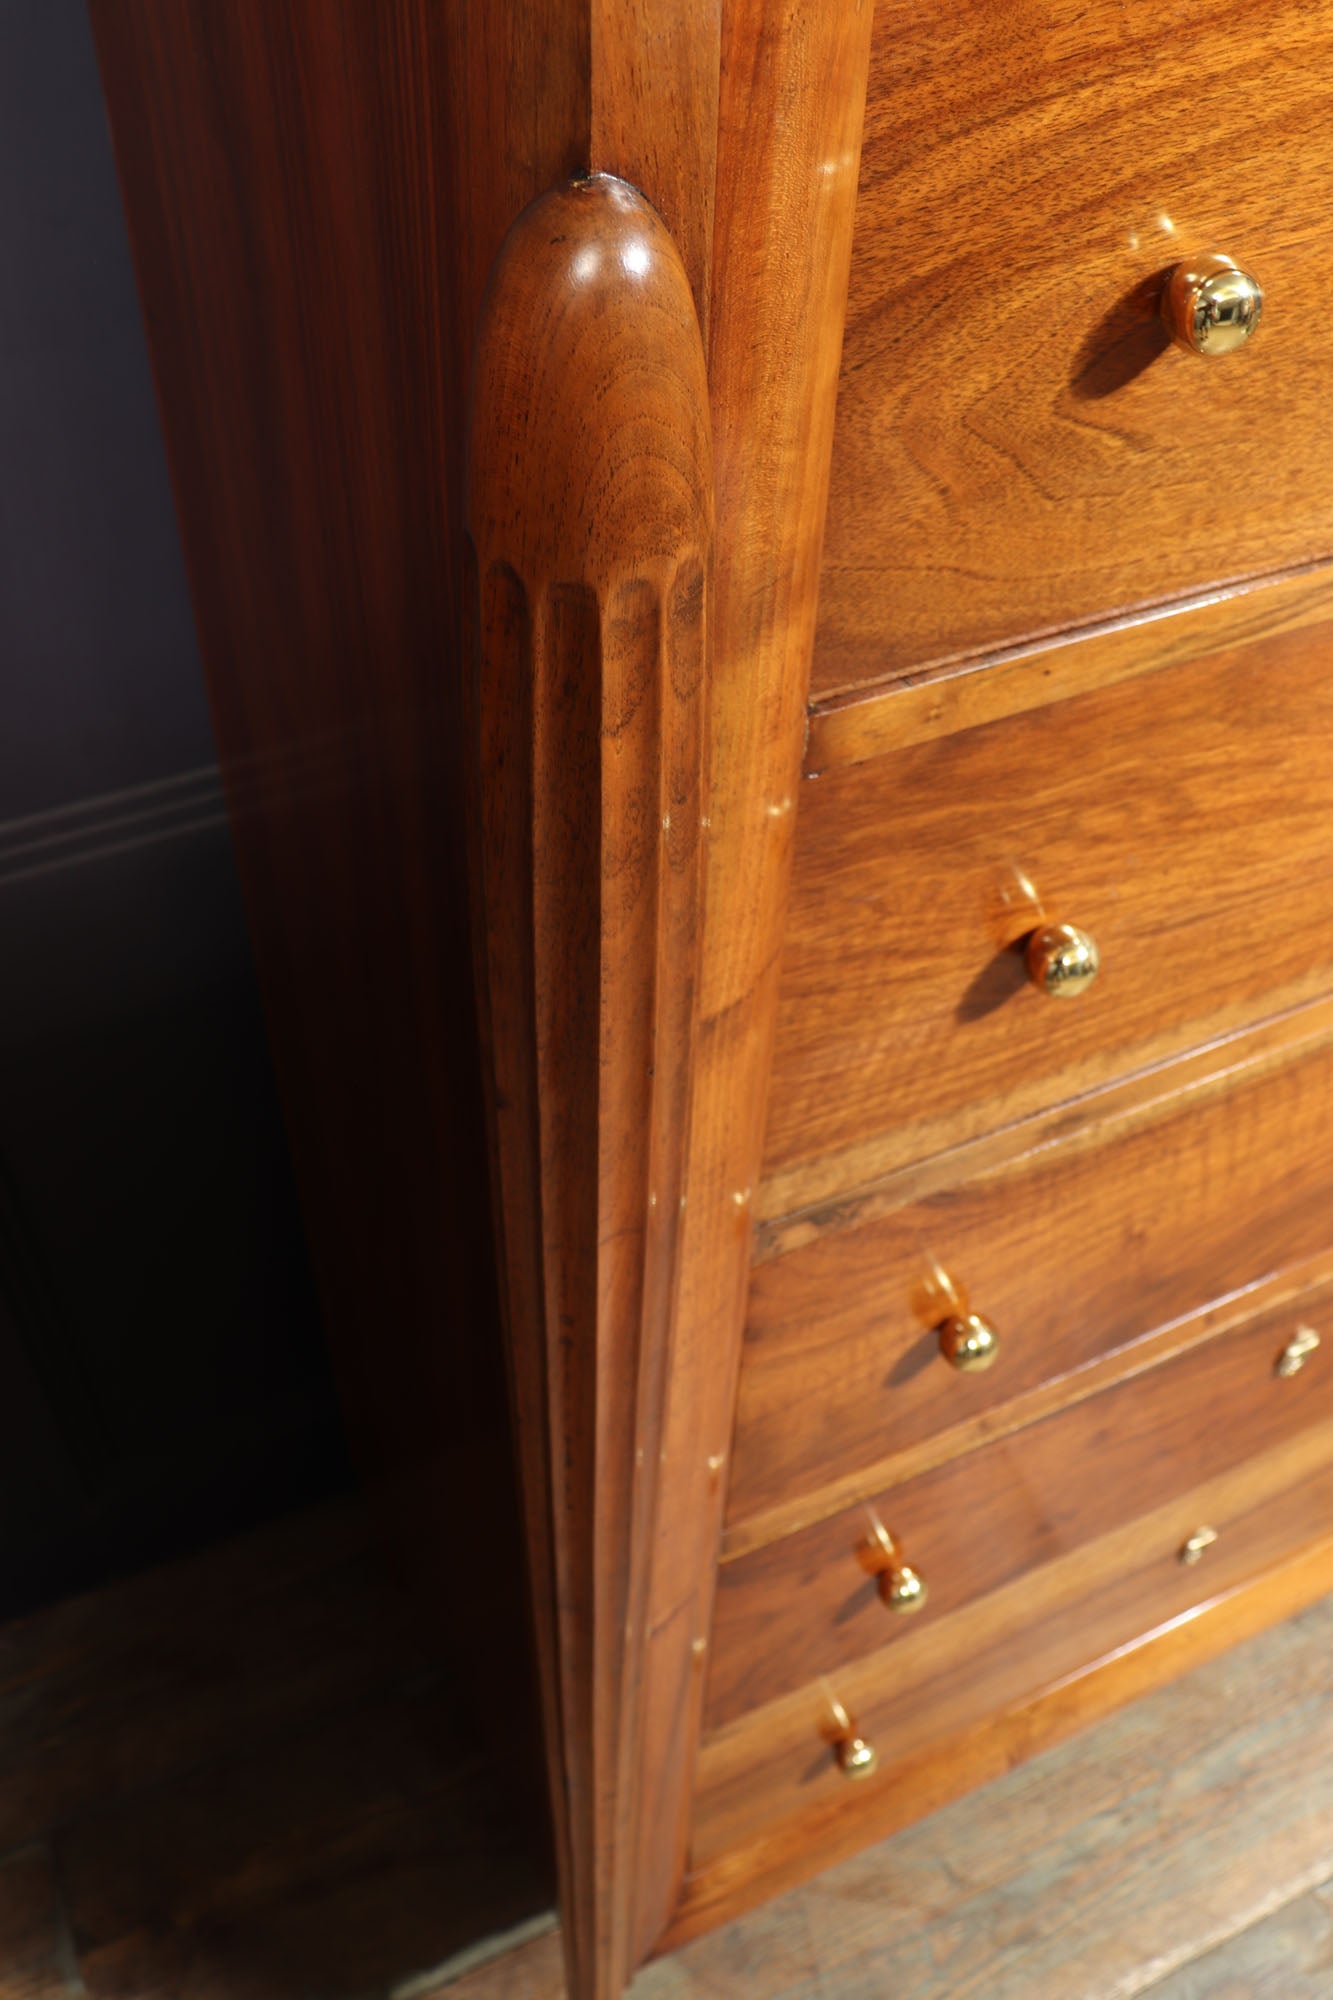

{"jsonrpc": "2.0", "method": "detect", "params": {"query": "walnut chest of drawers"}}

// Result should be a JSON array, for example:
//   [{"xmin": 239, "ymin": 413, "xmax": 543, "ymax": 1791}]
[{"xmin": 94, "ymin": 2, "xmax": 1333, "ymax": 1996}]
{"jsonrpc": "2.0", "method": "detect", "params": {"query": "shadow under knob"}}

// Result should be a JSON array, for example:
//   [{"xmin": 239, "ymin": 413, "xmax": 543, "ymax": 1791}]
[
  {"xmin": 938, "ymin": 1311, "xmax": 1000, "ymax": 1373},
  {"xmin": 1161, "ymin": 254, "xmax": 1263, "ymax": 356}
]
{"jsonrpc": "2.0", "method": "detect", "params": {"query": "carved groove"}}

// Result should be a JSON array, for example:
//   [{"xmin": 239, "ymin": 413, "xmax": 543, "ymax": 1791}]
[{"xmin": 467, "ymin": 176, "xmax": 712, "ymax": 2000}]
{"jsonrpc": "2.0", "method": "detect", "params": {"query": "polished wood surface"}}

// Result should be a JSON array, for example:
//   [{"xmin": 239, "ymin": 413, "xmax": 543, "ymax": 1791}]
[
  {"xmin": 590, "ymin": 0, "xmax": 720, "ymax": 335},
  {"xmin": 91, "ymin": 9, "xmax": 727, "ymax": 1995},
  {"xmin": 678, "ymin": 1523, "xmax": 1333, "ymax": 1947},
  {"xmin": 452, "ymin": 1590, "xmax": 1333, "ymax": 1998},
  {"xmin": 733, "ymin": 1021, "xmax": 1333, "ymax": 1537},
  {"xmin": 698, "ymin": 1453, "xmax": 1333, "ymax": 1871},
  {"xmin": 630, "ymin": 2, "xmax": 873, "ymax": 1961},
  {"xmin": 807, "ymin": 559, "xmax": 1333, "ymax": 773},
  {"xmin": 813, "ymin": 0, "xmax": 1333, "ymax": 696},
  {"xmin": 734, "ymin": 1243, "xmax": 1333, "ymax": 1564},
  {"xmin": 765, "ymin": 615, "xmax": 1333, "ymax": 1213},
  {"xmin": 710, "ymin": 1279, "xmax": 1333, "ymax": 1725},
  {"xmin": 91, "ymin": 2, "xmax": 1333, "ymax": 1983},
  {"xmin": 757, "ymin": 995, "xmax": 1333, "ymax": 1260},
  {"xmin": 469, "ymin": 174, "xmax": 711, "ymax": 2000},
  {"xmin": 711, "ymin": 1436, "xmax": 1333, "ymax": 1818}
]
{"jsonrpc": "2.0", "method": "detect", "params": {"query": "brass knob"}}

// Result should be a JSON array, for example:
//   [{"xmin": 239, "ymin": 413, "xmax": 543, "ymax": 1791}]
[
  {"xmin": 882, "ymin": 1564, "xmax": 927, "ymax": 1613},
  {"xmin": 837, "ymin": 1733, "xmax": 879, "ymax": 1780},
  {"xmin": 1161, "ymin": 254, "xmax": 1263, "ymax": 356},
  {"xmin": 1276, "ymin": 1325, "xmax": 1320, "ymax": 1378},
  {"xmin": 938, "ymin": 1311, "xmax": 1000, "ymax": 1373},
  {"xmin": 1179, "ymin": 1525, "xmax": 1219, "ymax": 1566},
  {"xmin": 866, "ymin": 1522, "xmax": 928, "ymax": 1614},
  {"xmin": 1026, "ymin": 921, "xmax": 1100, "ymax": 998},
  {"xmin": 826, "ymin": 1692, "xmax": 878, "ymax": 1780}
]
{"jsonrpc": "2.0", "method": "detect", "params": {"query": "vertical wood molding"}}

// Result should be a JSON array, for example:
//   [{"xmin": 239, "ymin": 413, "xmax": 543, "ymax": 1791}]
[
  {"xmin": 467, "ymin": 176, "xmax": 713, "ymax": 2000},
  {"xmin": 94, "ymin": 2, "xmax": 864, "ymax": 1986},
  {"xmin": 632, "ymin": 0, "xmax": 876, "ymax": 1957},
  {"xmin": 590, "ymin": 0, "xmax": 721, "ymax": 340}
]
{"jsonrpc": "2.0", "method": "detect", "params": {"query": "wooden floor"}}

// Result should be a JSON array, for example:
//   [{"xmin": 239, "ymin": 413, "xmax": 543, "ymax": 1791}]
[
  {"xmin": 0, "ymin": 1497, "xmax": 552, "ymax": 1999},
  {"xmin": 4, "ymin": 1498, "xmax": 1333, "ymax": 2000},
  {"xmin": 440, "ymin": 1593, "xmax": 1333, "ymax": 2000}
]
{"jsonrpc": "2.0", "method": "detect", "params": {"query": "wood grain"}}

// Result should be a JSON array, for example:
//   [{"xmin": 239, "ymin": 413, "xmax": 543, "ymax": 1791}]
[
  {"xmin": 813, "ymin": 0, "xmax": 1333, "ymax": 695},
  {"xmin": 1145, "ymin": 1886, "xmax": 1333, "ymax": 2000},
  {"xmin": 95, "ymin": 2, "xmax": 1333, "ymax": 1978},
  {"xmin": 627, "ymin": 2, "xmax": 875, "ymax": 1964},
  {"xmin": 86, "ymin": 0, "xmax": 579, "ymax": 1810},
  {"xmin": 433, "ymin": 1592, "xmax": 1333, "ymax": 1997},
  {"xmin": 702, "ymin": 1437, "xmax": 1333, "ymax": 1840},
  {"xmin": 92, "ymin": 11, "xmax": 724, "ymax": 1994},
  {"xmin": 435, "ymin": 1930, "xmax": 569, "ymax": 1999},
  {"xmin": 729, "ymin": 1243, "xmax": 1333, "ymax": 1559},
  {"xmin": 765, "ymin": 615, "xmax": 1333, "ymax": 1210},
  {"xmin": 732, "ymin": 1022, "xmax": 1333, "ymax": 1538},
  {"xmin": 681, "ymin": 1593, "xmax": 1333, "ymax": 1996},
  {"xmin": 806, "ymin": 558, "xmax": 1333, "ymax": 773},
  {"xmin": 468, "ymin": 174, "xmax": 711, "ymax": 2000},
  {"xmin": 590, "ymin": 0, "xmax": 720, "ymax": 337},
  {"xmin": 709, "ymin": 1280, "xmax": 1333, "ymax": 1726},
  {"xmin": 675, "ymin": 1528, "xmax": 1333, "ymax": 1947},
  {"xmin": 757, "ymin": 993, "xmax": 1333, "ymax": 1256}
]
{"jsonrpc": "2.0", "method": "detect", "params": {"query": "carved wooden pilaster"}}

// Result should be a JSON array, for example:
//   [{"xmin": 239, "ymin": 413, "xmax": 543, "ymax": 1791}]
[{"xmin": 467, "ymin": 175, "xmax": 712, "ymax": 2000}]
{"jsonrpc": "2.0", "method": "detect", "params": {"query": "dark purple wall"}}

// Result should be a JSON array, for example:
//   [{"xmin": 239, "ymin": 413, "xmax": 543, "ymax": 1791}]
[{"xmin": 0, "ymin": 0, "xmax": 349, "ymax": 1615}]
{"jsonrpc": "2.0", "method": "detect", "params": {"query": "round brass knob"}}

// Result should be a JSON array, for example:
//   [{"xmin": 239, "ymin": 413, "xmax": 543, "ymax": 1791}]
[
  {"xmin": 1026, "ymin": 921, "xmax": 1100, "ymax": 998},
  {"xmin": 1276, "ymin": 1325, "xmax": 1320, "ymax": 1378},
  {"xmin": 938, "ymin": 1311, "xmax": 1000, "ymax": 1373},
  {"xmin": 827, "ymin": 1693, "xmax": 879, "ymax": 1780},
  {"xmin": 1179, "ymin": 1525, "xmax": 1219, "ymax": 1567},
  {"xmin": 880, "ymin": 1562, "xmax": 928, "ymax": 1614},
  {"xmin": 1161, "ymin": 254, "xmax": 1263, "ymax": 357},
  {"xmin": 837, "ymin": 1733, "xmax": 879, "ymax": 1780},
  {"xmin": 865, "ymin": 1521, "xmax": 929, "ymax": 1614}
]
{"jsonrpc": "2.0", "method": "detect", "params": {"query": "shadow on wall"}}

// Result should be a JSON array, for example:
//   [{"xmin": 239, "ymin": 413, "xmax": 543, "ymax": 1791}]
[{"xmin": 0, "ymin": 0, "xmax": 349, "ymax": 1615}]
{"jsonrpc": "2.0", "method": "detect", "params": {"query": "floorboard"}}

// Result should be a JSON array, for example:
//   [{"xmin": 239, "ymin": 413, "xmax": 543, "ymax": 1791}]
[
  {"xmin": 428, "ymin": 1594, "xmax": 1333, "ymax": 1999},
  {"xmin": 4, "ymin": 1499, "xmax": 1330, "ymax": 2000},
  {"xmin": 0, "ymin": 1498, "xmax": 552, "ymax": 1999},
  {"xmin": 1143, "ymin": 1884, "xmax": 1333, "ymax": 1999}
]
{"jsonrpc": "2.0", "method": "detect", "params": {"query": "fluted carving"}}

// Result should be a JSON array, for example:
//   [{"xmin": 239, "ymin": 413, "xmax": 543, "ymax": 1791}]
[{"xmin": 467, "ymin": 175, "xmax": 712, "ymax": 2000}]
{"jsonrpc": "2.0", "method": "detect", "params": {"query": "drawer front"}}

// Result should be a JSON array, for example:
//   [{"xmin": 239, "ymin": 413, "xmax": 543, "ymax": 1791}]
[
  {"xmin": 763, "ymin": 619, "xmax": 1333, "ymax": 1213},
  {"xmin": 707, "ymin": 1280, "xmax": 1333, "ymax": 1731},
  {"xmin": 692, "ymin": 1449, "xmax": 1333, "ymax": 1878},
  {"xmin": 734, "ymin": 1028, "xmax": 1333, "ymax": 1534},
  {"xmin": 813, "ymin": 0, "xmax": 1333, "ymax": 696}
]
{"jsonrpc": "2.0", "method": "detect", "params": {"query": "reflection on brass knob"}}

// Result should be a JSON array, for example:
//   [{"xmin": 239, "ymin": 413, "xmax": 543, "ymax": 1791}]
[
  {"xmin": 1026, "ymin": 921, "xmax": 1101, "ymax": 998},
  {"xmin": 866, "ymin": 1521, "xmax": 928, "ymax": 1614},
  {"xmin": 882, "ymin": 1563, "xmax": 928, "ymax": 1614},
  {"xmin": 1276, "ymin": 1325, "xmax": 1321, "ymax": 1378},
  {"xmin": 1179, "ymin": 1525, "xmax": 1219, "ymax": 1566},
  {"xmin": 826, "ymin": 1692, "xmax": 879, "ymax": 1780},
  {"xmin": 1161, "ymin": 254, "xmax": 1263, "ymax": 356},
  {"xmin": 837, "ymin": 1732, "xmax": 879, "ymax": 1779},
  {"xmin": 938, "ymin": 1312, "xmax": 1000, "ymax": 1373}
]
